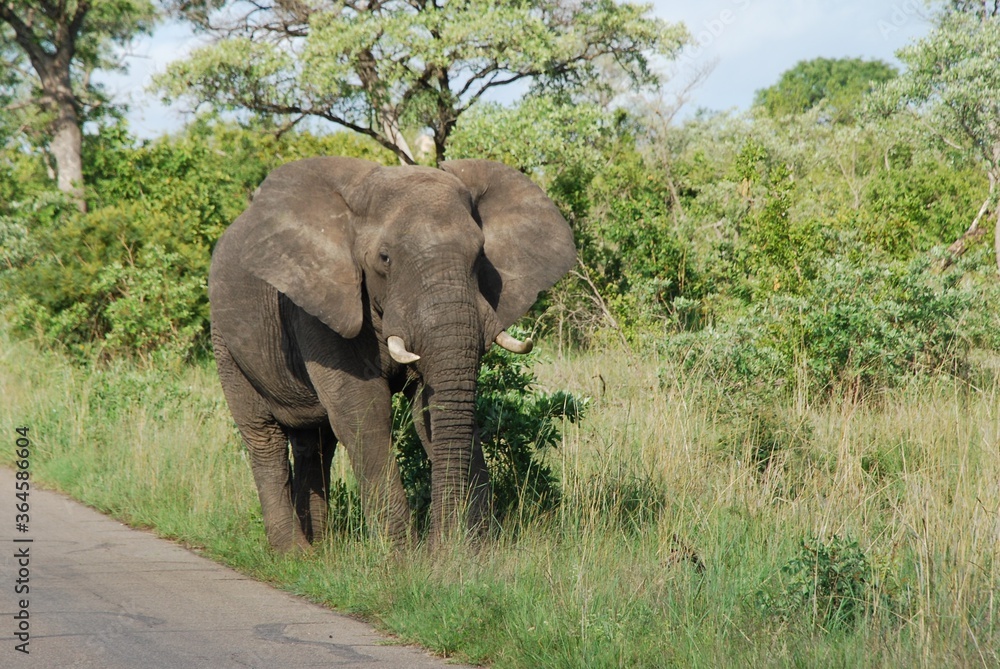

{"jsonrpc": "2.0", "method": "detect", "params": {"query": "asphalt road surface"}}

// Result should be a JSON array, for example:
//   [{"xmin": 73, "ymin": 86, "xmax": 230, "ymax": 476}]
[{"xmin": 0, "ymin": 467, "xmax": 472, "ymax": 668}]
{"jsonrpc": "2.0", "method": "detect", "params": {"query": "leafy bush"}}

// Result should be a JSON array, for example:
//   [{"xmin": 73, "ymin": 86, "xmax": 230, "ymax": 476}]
[
  {"xmin": 475, "ymin": 345, "xmax": 587, "ymax": 524},
  {"xmin": 726, "ymin": 139, "xmax": 819, "ymax": 301},
  {"xmin": 0, "ymin": 119, "xmax": 394, "ymax": 362},
  {"xmin": 12, "ymin": 244, "xmax": 206, "ymax": 364},
  {"xmin": 395, "ymin": 337, "xmax": 588, "ymax": 533},
  {"xmin": 667, "ymin": 251, "xmax": 996, "ymax": 399},
  {"xmin": 757, "ymin": 535, "xmax": 881, "ymax": 631},
  {"xmin": 857, "ymin": 143, "xmax": 988, "ymax": 259},
  {"xmin": 549, "ymin": 136, "xmax": 703, "ymax": 341},
  {"xmin": 95, "ymin": 248, "xmax": 207, "ymax": 362}
]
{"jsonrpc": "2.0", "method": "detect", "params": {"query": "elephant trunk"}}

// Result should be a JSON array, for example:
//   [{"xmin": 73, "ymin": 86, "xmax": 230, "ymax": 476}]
[
  {"xmin": 424, "ymin": 348, "xmax": 480, "ymax": 539},
  {"xmin": 410, "ymin": 284, "xmax": 487, "ymax": 542}
]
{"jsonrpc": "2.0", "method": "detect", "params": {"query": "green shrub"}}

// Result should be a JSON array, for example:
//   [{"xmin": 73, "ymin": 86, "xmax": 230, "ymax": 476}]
[
  {"xmin": 545, "ymin": 133, "xmax": 702, "ymax": 341},
  {"xmin": 395, "ymin": 335, "xmax": 588, "ymax": 533},
  {"xmin": 94, "ymin": 247, "xmax": 207, "ymax": 362},
  {"xmin": 758, "ymin": 535, "xmax": 880, "ymax": 631},
  {"xmin": 858, "ymin": 145, "xmax": 987, "ymax": 258},
  {"xmin": 0, "ymin": 119, "xmax": 394, "ymax": 362},
  {"xmin": 667, "ymin": 251, "xmax": 996, "ymax": 399}
]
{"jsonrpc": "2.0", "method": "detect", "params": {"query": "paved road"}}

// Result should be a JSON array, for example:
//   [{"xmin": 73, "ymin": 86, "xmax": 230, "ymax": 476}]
[{"xmin": 0, "ymin": 467, "xmax": 472, "ymax": 668}]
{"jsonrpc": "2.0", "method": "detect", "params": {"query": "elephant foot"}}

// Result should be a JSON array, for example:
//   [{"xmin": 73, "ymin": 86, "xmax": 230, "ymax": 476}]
[
  {"xmin": 269, "ymin": 531, "xmax": 313, "ymax": 554},
  {"xmin": 263, "ymin": 510, "xmax": 315, "ymax": 554}
]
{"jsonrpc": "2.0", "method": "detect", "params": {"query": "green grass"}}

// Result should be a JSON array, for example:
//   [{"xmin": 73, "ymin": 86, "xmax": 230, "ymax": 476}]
[{"xmin": 2, "ymin": 329, "xmax": 999, "ymax": 667}]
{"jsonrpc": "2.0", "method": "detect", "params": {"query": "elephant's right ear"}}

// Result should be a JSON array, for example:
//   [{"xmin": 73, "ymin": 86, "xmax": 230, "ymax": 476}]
[{"xmin": 237, "ymin": 157, "xmax": 377, "ymax": 338}]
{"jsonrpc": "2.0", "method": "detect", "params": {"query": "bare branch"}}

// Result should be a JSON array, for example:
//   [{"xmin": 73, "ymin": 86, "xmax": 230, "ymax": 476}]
[
  {"xmin": 571, "ymin": 258, "xmax": 630, "ymax": 350},
  {"xmin": 941, "ymin": 179, "xmax": 997, "ymax": 268}
]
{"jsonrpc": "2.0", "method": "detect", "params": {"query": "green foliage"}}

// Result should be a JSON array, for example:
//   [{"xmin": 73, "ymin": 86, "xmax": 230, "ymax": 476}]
[
  {"xmin": 758, "ymin": 535, "xmax": 879, "ymax": 631},
  {"xmin": 591, "ymin": 144, "xmax": 695, "ymax": 304},
  {"xmin": 870, "ymin": 12, "xmax": 1000, "ymax": 172},
  {"xmin": 554, "ymin": 133, "xmax": 703, "ymax": 340},
  {"xmin": 868, "ymin": 11, "xmax": 1000, "ymax": 264},
  {"xmin": 392, "ymin": 396, "xmax": 431, "ymax": 531},
  {"xmin": 475, "ymin": 343, "xmax": 587, "ymax": 525},
  {"xmin": 944, "ymin": 0, "xmax": 1000, "ymax": 18},
  {"xmin": 326, "ymin": 480, "xmax": 366, "ymax": 538},
  {"xmin": 160, "ymin": 0, "xmax": 688, "ymax": 160},
  {"xmin": 395, "ymin": 335, "xmax": 588, "ymax": 532},
  {"xmin": 0, "ymin": 118, "xmax": 393, "ymax": 362},
  {"xmin": 0, "ymin": 1, "xmax": 157, "ymax": 165},
  {"xmin": 668, "ymin": 252, "xmax": 997, "ymax": 399},
  {"xmin": 754, "ymin": 57, "xmax": 897, "ymax": 123},
  {"xmin": 93, "ymin": 247, "xmax": 207, "ymax": 362},
  {"xmin": 727, "ymin": 139, "xmax": 818, "ymax": 300},
  {"xmin": 448, "ymin": 95, "xmax": 612, "ymax": 173},
  {"xmin": 858, "ymin": 143, "xmax": 988, "ymax": 258}
]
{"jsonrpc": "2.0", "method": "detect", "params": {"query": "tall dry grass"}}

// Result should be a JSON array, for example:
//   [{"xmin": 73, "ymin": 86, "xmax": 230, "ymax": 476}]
[{"xmin": 2, "ymin": 330, "xmax": 998, "ymax": 667}]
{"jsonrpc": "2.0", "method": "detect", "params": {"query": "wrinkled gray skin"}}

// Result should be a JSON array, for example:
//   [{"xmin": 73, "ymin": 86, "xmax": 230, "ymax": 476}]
[{"xmin": 209, "ymin": 157, "xmax": 575, "ymax": 551}]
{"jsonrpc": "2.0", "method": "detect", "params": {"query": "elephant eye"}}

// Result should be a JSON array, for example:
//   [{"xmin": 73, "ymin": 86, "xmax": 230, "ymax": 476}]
[{"xmin": 379, "ymin": 251, "xmax": 390, "ymax": 265}]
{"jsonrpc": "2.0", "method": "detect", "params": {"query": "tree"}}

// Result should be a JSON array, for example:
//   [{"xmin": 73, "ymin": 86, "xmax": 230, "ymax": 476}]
[
  {"xmin": 159, "ymin": 0, "xmax": 688, "ymax": 165},
  {"xmin": 754, "ymin": 57, "xmax": 897, "ymax": 124},
  {"xmin": 869, "ymin": 11, "xmax": 1000, "ymax": 269},
  {"xmin": 943, "ymin": 0, "xmax": 999, "ymax": 18},
  {"xmin": 0, "ymin": 1, "xmax": 156, "ymax": 211}
]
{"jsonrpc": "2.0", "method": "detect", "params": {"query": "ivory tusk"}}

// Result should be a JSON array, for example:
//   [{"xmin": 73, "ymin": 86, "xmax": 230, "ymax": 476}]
[
  {"xmin": 495, "ymin": 331, "xmax": 533, "ymax": 354},
  {"xmin": 387, "ymin": 336, "xmax": 420, "ymax": 364}
]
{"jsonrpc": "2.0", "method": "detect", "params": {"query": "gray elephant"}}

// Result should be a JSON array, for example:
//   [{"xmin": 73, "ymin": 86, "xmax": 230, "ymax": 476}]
[{"xmin": 209, "ymin": 156, "xmax": 575, "ymax": 551}]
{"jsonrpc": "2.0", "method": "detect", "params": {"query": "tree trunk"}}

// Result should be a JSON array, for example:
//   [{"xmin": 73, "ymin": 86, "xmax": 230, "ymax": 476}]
[
  {"xmin": 995, "ymin": 200, "xmax": 1000, "ymax": 274},
  {"xmin": 380, "ymin": 109, "xmax": 414, "ymax": 165},
  {"xmin": 49, "ymin": 93, "xmax": 85, "ymax": 212},
  {"xmin": 0, "ymin": 4, "xmax": 90, "ymax": 213}
]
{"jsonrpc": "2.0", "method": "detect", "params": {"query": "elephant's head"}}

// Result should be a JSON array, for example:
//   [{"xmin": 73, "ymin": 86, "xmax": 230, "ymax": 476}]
[{"xmin": 236, "ymin": 156, "xmax": 575, "ymax": 536}]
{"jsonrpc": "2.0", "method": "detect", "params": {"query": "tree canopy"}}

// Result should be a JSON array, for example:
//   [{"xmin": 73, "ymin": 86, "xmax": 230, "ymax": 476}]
[
  {"xmin": 753, "ymin": 57, "xmax": 897, "ymax": 124},
  {"xmin": 870, "ymin": 10, "xmax": 1000, "ymax": 267},
  {"xmin": 158, "ymin": 0, "xmax": 688, "ymax": 164},
  {"xmin": 944, "ymin": 0, "xmax": 1000, "ymax": 17}
]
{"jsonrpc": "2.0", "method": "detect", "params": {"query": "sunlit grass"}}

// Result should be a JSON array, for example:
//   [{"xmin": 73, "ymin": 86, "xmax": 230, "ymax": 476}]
[{"xmin": 2, "ymin": 330, "xmax": 998, "ymax": 667}]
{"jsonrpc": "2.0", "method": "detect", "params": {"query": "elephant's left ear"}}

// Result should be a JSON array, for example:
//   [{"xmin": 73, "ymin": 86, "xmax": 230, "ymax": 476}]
[{"xmin": 442, "ymin": 160, "xmax": 576, "ymax": 329}]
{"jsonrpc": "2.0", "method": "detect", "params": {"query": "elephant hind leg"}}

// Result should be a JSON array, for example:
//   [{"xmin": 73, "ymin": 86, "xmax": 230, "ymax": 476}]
[
  {"xmin": 213, "ymin": 332, "xmax": 309, "ymax": 553},
  {"xmin": 289, "ymin": 424, "xmax": 337, "ymax": 543}
]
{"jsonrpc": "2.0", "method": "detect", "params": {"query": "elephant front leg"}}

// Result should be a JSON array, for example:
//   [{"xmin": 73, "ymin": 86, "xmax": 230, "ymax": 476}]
[
  {"xmin": 214, "ymin": 334, "xmax": 310, "ymax": 553},
  {"xmin": 246, "ymin": 427, "xmax": 311, "ymax": 553},
  {"xmin": 311, "ymin": 379, "xmax": 413, "ymax": 545},
  {"xmin": 290, "ymin": 424, "xmax": 337, "ymax": 543},
  {"xmin": 467, "ymin": 432, "xmax": 492, "ymax": 537}
]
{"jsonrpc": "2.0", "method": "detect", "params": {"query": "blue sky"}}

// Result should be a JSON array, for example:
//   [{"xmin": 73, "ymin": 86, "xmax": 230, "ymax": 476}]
[
  {"xmin": 655, "ymin": 1, "xmax": 930, "ymax": 114},
  {"xmin": 97, "ymin": 1, "xmax": 934, "ymax": 138}
]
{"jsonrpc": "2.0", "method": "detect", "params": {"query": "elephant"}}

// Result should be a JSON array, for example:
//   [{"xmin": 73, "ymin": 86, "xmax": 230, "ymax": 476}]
[{"xmin": 209, "ymin": 156, "xmax": 576, "ymax": 552}]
